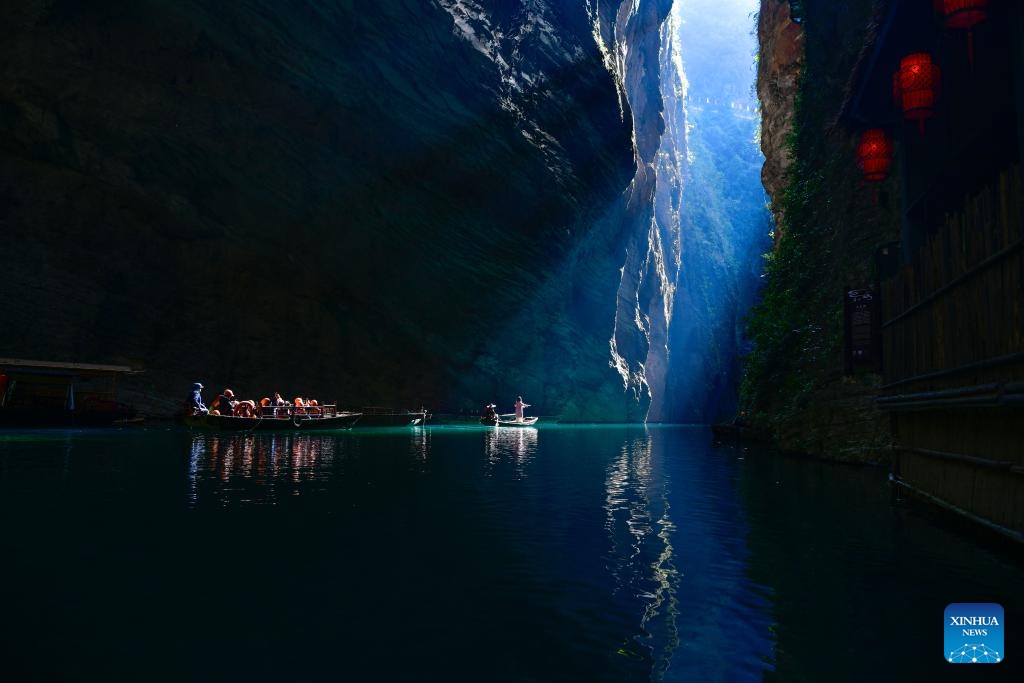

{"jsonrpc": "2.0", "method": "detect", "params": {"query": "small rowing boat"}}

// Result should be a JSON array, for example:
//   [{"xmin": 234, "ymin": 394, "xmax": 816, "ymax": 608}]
[
  {"xmin": 499, "ymin": 417, "xmax": 538, "ymax": 427},
  {"xmin": 479, "ymin": 416, "xmax": 539, "ymax": 427},
  {"xmin": 184, "ymin": 404, "xmax": 361, "ymax": 431}
]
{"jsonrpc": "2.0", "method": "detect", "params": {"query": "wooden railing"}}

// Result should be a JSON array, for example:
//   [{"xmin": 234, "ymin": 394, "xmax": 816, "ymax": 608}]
[{"xmin": 257, "ymin": 404, "xmax": 339, "ymax": 418}]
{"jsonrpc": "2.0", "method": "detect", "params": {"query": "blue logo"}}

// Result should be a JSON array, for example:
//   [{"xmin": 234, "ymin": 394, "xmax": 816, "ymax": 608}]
[{"xmin": 945, "ymin": 603, "xmax": 1004, "ymax": 663}]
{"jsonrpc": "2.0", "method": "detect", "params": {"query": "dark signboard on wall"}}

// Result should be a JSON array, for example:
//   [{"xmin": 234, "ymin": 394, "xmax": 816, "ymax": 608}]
[{"xmin": 844, "ymin": 287, "xmax": 881, "ymax": 374}]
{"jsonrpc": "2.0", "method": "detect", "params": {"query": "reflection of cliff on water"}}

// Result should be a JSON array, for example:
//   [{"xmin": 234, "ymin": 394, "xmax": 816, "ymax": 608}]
[
  {"xmin": 603, "ymin": 429, "xmax": 681, "ymax": 676},
  {"xmin": 603, "ymin": 428, "xmax": 775, "ymax": 681},
  {"xmin": 484, "ymin": 426, "xmax": 538, "ymax": 479}
]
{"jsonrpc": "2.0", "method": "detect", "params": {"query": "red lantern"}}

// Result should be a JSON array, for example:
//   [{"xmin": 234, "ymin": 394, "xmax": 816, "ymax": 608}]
[
  {"xmin": 893, "ymin": 53, "xmax": 940, "ymax": 134},
  {"xmin": 856, "ymin": 129, "xmax": 893, "ymax": 182},
  {"xmin": 935, "ymin": 0, "xmax": 987, "ymax": 30},
  {"xmin": 935, "ymin": 0, "xmax": 988, "ymax": 64}
]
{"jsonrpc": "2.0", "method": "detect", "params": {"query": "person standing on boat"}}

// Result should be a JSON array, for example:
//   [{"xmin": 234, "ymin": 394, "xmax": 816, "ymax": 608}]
[
  {"xmin": 513, "ymin": 396, "xmax": 530, "ymax": 422},
  {"xmin": 186, "ymin": 382, "xmax": 209, "ymax": 416}
]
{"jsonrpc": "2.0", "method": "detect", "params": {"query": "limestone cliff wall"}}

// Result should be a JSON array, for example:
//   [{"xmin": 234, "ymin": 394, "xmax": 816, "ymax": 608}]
[
  {"xmin": 757, "ymin": 0, "xmax": 802, "ymax": 244},
  {"xmin": 496, "ymin": 0, "xmax": 679, "ymax": 423},
  {"xmin": 603, "ymin": 0, "xmax": 677, "ymax": 422},
  {"xmin": 746, "ymin": 0, "xmax": 896, "ymax": 461}
]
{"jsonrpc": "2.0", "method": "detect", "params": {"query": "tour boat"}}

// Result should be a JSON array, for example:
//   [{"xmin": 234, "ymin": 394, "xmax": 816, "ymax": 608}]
[{"xmin": 184, "ymin": 405, "xmax": 362, "ymax": 431}]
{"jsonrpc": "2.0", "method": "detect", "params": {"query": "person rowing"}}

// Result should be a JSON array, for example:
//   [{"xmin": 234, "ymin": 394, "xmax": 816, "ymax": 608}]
[{"xmin": 513, "ymin": 396, "xmax": 531, "ymax": 422}]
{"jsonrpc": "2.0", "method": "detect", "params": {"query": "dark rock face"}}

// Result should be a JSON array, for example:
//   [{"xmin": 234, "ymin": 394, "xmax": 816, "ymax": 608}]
[{"xmin": 0, "ymin": 1, "xmax": 637, "ymax": 415}]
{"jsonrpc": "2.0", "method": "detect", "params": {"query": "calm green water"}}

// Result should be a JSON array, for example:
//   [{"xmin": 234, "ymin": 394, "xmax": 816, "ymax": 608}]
[{"xmin": 1, "ymin": 425, "xmax": 1021, "ymax": 681}]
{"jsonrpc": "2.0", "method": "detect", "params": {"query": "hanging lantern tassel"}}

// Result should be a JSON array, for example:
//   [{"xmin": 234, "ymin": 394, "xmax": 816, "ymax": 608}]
[
  {"xmin": 893, "ymin": 53, "xmax": 940, "ymax": 136},
  {"xmin": 856, "ymin": 129, "xmax": 893, "ymax": 184},
  {"xmin": 935, "ymin": 0, "xmax": 988, "ymax": 65}
]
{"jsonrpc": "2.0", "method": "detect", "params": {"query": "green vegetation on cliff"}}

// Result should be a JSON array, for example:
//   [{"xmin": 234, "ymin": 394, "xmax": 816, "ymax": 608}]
[{"xmin": 742, "ymin": 0, "xmax": 899, "ymax": 435}]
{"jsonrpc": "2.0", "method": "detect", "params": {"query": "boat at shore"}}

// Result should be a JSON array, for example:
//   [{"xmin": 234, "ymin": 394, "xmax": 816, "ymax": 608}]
[
  {"xmin": 184, "ymin": 405, "xmax": 361, "ymax": 431},
  {"xmin": 354, "ymin": 407, "xmax": 430, "ymax": 427}
]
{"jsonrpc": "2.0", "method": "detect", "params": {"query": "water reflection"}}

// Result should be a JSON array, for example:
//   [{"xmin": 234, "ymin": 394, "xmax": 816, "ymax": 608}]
[
  {"xmin": 187, "ymin": 433, "xmax": 339, "ymax": 507},
  {"xmin": 5, "ymin": 426, "xmax": 1024, "ymax": 681},
  {"xmin": 603, "ymin": 430, "xmax": 681, "ymax": 678},
  {"xmin": 484, "ymin": 426, "xmax": 538, "ymax": 479},
  {"xmin": 605, "ymin": 432, "xmax": 653, "ymax": 595},
  {"xmin": 187, "ymin": 437, "xmax": 201, "ymax": 507},
  {"xmin": 62, "ymin": 432, "xmax": 73, "ymax": 481},
  {"xmin": 408, "ymin": 426, "xmax": 431, "ymax": 468}
]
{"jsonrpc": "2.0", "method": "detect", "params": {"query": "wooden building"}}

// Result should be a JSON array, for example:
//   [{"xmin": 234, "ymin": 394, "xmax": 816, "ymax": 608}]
[{"xmin": 844, "ymin": 0, "xmax": 1024, "ymax": 542}]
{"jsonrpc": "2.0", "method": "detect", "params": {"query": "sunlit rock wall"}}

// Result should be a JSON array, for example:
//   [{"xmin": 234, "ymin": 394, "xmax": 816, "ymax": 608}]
[
  {"xmin": 757, "ymin": 0, "xmax": 803, "ymax": 243},
  {"xmin": 579, "ymin": 0, "xmax": 770, "ymax": 423},
  {"xmin": 431, "ymin": 0, "xmax": 679, "ymax": 423},
  {"xmin": 575, "ymin": 0, "xmax": 678, "ymax": 421},
  {"xmin": 661, "ymin": 0, "xmax": 772, "ymax": 423}
]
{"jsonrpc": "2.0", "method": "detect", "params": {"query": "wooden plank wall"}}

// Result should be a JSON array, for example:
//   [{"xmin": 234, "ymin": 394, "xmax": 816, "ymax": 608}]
[
  {"xmin": 882, "ymin": 166, "xmax": 1023, "ymax": 386},
  {"xmin": 880, "ymin": 165, "xmax": 1024, "ymax": 537}
]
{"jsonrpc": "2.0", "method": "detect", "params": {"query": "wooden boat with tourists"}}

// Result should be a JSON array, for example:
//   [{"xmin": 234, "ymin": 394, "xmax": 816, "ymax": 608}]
[{"xmin": 184, "ymin": 404, "xmax": 362, "ymax": 432}]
